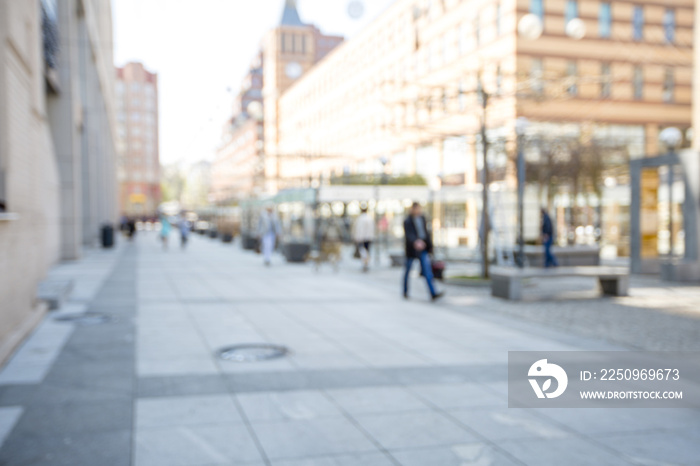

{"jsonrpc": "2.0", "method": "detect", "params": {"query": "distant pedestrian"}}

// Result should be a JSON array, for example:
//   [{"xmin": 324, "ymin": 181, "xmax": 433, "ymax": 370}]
[
  {"xmin": 258, "ymin": 205, "xmax": 282, "ymax": 266},
  {"xmin": 352, "ymin": 206, "xmax": 375, "ymax": 272},
  {"xmin": 179, "ymin": 218, "xmax": 190, "ymax": 249},
  {"xmin": 541, "ymin": 208, "xmax": 558, "ymax": 268},
  {"xmin": 127, "ymin": 218, "xmax": 137, "ymax": 240},
  {"xmin": 160, "ymin": 216, "xmax": 171, "ymax": 250},
  {"xmin": 403, "ymin": 202, "xmax": 443, "ymax": 301}
]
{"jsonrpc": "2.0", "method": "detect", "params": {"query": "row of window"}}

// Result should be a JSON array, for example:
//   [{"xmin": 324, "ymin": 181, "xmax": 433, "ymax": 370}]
[
  {"xmin": 116, "ymin": 81, "xmax": 156, "ymax": 96},
  {"xmin": 532, "ymin": 0, "xmax": 677, "ymax": 42},
  {"xmin": 117, "ymin": 111, "xmax": 157, "ymax": 124},
  {"xmin": 533, "ymin": 59, "xmax": 676, "ymax": 102},
  {"xmin": 118, "ymin": 98, "xmax": 156, "ymax": 110},
  {"xmin": 280, "ymin": 32, "xmax": 308, "ymax": 55}
]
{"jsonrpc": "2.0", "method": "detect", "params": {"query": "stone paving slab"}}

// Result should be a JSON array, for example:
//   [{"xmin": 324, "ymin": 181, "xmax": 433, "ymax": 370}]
[{"xmin": 0, "ymin": 234, "xmax": 699, "ymax": 465}]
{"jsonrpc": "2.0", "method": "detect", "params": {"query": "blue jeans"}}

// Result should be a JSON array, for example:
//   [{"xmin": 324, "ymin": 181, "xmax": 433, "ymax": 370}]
[
  {"xmin": 544, "ymin": 237, "xmax": 558, "ymax": 268},
  {"xmin": 403, "ymin": 251, "xmax": 437, "ymax": 297}
]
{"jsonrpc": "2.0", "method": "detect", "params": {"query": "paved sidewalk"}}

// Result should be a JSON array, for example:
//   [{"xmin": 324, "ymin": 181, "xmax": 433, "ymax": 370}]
[{"xmin": 0, "ymin": 234, "xmax": 699, "ymax": 465}]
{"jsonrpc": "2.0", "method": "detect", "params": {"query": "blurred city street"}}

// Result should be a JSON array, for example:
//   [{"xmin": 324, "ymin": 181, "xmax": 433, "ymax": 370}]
[
  {"xmin": 3, "ymin": 0, "xmax": 700, "ymax": 464},
  {"xmin": 0, "ymin": 234, "xmax": 699, "ymax": 466}
]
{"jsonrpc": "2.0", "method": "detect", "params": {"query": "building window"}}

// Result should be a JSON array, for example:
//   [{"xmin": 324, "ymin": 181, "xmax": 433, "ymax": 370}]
[
  {"xmin": 496, "ymin": 3, "xmax": 502, "ymax": 36},
  {"xmin": 281, "ymin": 33, "xmax": 287, "ymax": 53},
  {"xmin": 663, "ymin": 68, "xmax": 674, "ymax": 103},
  {"xmin": 458, "ymin": 80, "xmax": 466, "ymax": 111},
  {"xmin": 531, "ymin": 58, "xmax": 543, "ymax": 95},
  {"xmin": 601, "ymin": 63, "xmax": 611, "ymax": 98},
  {"xmin": 496, "ymin": 64, "xmax": 503, "ymax": 94},
  {"xmin": 599, "ymin": 2, "xmax": 611, "ymax": 39},
  {"xmin": 632, "ymin": 6, "xmax": 644, "ymax": 41},
  {"xmin": 530, "ymin": 0, "xmax": 544, "ymax": 21},
  {"xmin": 633, "ymin": 65, "xmax": 643, "ymax": 100},
  {"xmin": 565, "ymin": 0, "xmax": 578, "ymax": 24},
  {"xmin": 566, "ymin": 61, "xmax": 577, "ymax": 96},
  {"xmin": 663, "ymin": 8, "xmax": 675, "ymax": 43},
  {"xmin": 440, "ymin": 34, "xmax": 447, "ymax": 65},
  {"xmin": 474, "ymin": 12, "xmax": 481, "ymax": 46},
  {"xmin": 459, "ymin": 24, "xmax": 468, "ymax": 55}
]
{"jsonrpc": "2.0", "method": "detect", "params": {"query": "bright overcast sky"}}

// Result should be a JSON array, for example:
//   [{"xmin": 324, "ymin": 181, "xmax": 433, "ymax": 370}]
[{"xmin": 112, "ymin": 0, "xmax": 397, "ymax": 166}]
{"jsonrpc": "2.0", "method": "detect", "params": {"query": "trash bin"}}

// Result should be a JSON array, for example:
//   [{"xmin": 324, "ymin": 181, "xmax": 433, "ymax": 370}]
[
  {"xmin": 101, "ymin": 224, "xmax": 115, "ymax": 248},
  {"xmin": 283, "ymin": 241, "xmax": 311, "ymax": 263}
]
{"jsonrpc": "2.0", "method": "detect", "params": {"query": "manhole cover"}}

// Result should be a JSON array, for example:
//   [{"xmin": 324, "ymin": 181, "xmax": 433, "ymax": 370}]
[
  {"xmin": 217, "ymin": 344, "xmax": 289, "ymax": 363},
  {"xmin": 54, "ymin": 313, "xmax": 114, "ymax": 325}
]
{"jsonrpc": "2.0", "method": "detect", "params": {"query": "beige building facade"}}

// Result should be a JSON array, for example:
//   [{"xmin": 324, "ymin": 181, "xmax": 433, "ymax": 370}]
[
  {"xmin": 211, "ymin": 119, "xmax": 264, "ymax": 203},
  {"xmin": 278, "ymin": 0, "xmax": 692, "ymax": 176},
  {"xmin": 116, "ymin": 62, "xmax": 160, "ymax": 218},
  {"xmin": 212, "ymin": 53, "xmax": 265, "ymax": 204},
  {"xmin": 272, "ymin": 0, "xmax": 692, "ymax": 251},
  {"xmin": 0, "ymin": 0, "xmax": 117, "ymax": 363}
]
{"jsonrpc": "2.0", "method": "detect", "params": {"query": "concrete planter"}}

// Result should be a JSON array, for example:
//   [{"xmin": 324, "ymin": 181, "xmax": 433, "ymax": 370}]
[
  {"xmin": 283, "ymin": 241, "xmax": 311, "ymax": 263},
  {"xmin": 241, "ymin": 234, "xmax": 259, "ymax": 251}
]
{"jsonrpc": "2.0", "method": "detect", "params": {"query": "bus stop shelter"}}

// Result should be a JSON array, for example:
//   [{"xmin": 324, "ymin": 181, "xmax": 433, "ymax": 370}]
[{"xmin": 630, "ymin": 150, "xmax": 700, "ymax": 280}]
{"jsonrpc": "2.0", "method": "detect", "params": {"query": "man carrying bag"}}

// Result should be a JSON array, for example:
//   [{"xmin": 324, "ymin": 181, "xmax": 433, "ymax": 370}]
[{"xmin": 403, "ymin": 202, "xmax": 444, "ymax": 301}]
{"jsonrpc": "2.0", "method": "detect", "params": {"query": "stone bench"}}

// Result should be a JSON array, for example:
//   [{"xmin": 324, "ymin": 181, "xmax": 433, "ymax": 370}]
[{"xmin": 491, "ymin": 266, "xmax": 629, "ymax": 301}]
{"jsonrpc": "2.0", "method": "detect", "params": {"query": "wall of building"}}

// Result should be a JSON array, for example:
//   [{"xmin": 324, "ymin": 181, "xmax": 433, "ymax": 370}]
[
  {"xmin": 0, "ymin": 0, "xmax": 117, "ymax": 363},
  {"xmin": 276, "ymin": 0, "xmax": 692, "ymax": 185},
  {"xmin": 0, "ymin": 0, "xmax": 61, "ymax": 362},
  {"xmin": 49, "ymin": 0, "xmax": 118, "ymax": 258},
  {"xmin": 211, "ymin": 119, "xmax": 264, "ymax": 203},
  {"xmin": 261, "ymin": 9, "xmax": 343, "ymax": 193}
]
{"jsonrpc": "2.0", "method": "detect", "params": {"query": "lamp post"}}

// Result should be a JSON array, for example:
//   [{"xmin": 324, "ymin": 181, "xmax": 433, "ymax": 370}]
[
  {"xmin": 477, "ymin": 75, "xmax": 490, "ymax": 278},
  {"xmin": 659, "ymin": 127, "xmax": 682, "ymax": 256},
  {"xmin": 515, "ymin": 117, "xmax": 530, "ymax": 268},
  {"xmin": 375, "ymin": 156, "xmax": 389, "ymax": 266}
]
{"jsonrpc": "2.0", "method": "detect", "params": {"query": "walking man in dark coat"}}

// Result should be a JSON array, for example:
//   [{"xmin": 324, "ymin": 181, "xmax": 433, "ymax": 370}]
[
  {"xmin": 403, "ymin": 202, "xmax": 444, "ymax": 301},
  {"xmin": 541, "ymin": 208, "xmax": 558, "ymax": 268}
]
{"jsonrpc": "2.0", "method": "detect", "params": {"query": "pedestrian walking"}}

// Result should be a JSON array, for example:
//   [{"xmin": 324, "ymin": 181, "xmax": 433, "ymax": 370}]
[
  {"xmin": 127, "ymin": 218, "xmax": 137, "ymax": 241},
  {"xmin": 541, "ymin": 207, "xmax": 558, "ymax": 268},
  {"xmin": 352, "ymin": 206, "xmax": 375, "ymax": 272},
  {"xmin": 403, "ymin": 202, "xmax": 444, "ymax": 301},
  {"xmin": 160, "ymin": 215, "xmax": 171, "ymax": 250},
  {"xmin": 179, "ymin": 217, "xmax": 190, "ymax": 249},
  {"xmin": 258, "ymin": 205, "xmax": 282, "ymax": 266}
]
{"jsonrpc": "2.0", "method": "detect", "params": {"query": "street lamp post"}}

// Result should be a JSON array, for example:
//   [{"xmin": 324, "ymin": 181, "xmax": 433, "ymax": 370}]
[
  {"xmin": 477, "ymin": 75, "xmax": 490, "ymax": 278},
  {"xmin": 515, "ymin": 117, "xmax": 530, "ymax": 268}
]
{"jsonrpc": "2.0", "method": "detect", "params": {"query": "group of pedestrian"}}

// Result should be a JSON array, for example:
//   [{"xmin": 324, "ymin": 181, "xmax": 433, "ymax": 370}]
[
  {"xmin": 250, "ymin": 202, "xmax": 558, "ymax": 302},
  {"xmin": 158, "ymin": 215, "xmax": 191, "ymax": 251}
]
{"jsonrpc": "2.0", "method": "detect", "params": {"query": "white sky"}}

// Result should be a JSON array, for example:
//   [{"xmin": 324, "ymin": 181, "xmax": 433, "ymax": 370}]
[{"xmin": 112, "ymin": 0, "xmax": 397, "ymax": 166}]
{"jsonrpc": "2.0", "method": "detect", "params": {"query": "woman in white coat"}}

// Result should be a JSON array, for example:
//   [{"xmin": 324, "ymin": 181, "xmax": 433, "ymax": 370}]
[
  {"xmin": 352, "ymin": 206, "xmax": 376, "ymax": 272},
  {"xmin": 258, "ymin": 205, "xmax": 282, "ymax": 266}
]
